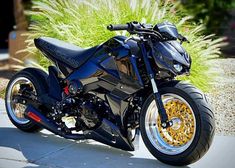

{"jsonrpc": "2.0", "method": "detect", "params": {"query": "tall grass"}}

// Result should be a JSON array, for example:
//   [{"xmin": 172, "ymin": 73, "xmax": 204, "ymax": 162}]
[{"xmin": 23, "ymin": 0, "xmax": 226, "ymax": 91}]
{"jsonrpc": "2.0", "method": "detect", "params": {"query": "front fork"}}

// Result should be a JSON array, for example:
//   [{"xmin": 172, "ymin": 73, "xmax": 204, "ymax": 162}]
[{"xmin": 139, "ymin": 42, "xmax": 172, "ymax": 128}]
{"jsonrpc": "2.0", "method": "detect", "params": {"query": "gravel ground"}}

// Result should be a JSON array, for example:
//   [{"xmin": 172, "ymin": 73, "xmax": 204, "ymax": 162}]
[
  {"xmin": 206, "ymin": 58, "xmax": 235, "ymax": 136},
  {"xmin": 0, "ymin": 78, "xmax": 8, "ymax": 90},
  {"xmin": 0, "ymin": 58, "xmax": 234, "ymax": 135}
]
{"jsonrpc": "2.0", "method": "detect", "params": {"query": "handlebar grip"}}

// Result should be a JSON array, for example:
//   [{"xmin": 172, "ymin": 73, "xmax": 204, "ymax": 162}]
[{"xmin": 107, "ymin": 24, "xmax": 130, "ymax": 31}]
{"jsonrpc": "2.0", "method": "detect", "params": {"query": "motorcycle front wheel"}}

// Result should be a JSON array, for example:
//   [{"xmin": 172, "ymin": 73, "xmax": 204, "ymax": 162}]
[{"xmin": 140, "ymin": 81, "xmax": 215, "ymax": 166}]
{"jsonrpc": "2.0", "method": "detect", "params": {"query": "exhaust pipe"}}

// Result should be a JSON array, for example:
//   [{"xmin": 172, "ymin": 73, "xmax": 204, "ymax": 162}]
[{"xmin": 24, "ymin": 105, "xmax": 86, "ymax": 140}]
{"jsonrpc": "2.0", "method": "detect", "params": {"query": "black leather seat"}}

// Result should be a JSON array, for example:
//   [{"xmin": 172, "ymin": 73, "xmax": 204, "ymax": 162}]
[{"xmin": 34, "ymin": 37, "xmax": 97, "ymax": 69}]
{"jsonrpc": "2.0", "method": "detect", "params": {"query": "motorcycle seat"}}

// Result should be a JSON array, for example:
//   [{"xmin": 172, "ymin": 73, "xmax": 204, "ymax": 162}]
[{"xmin": 34, "ymin": 37, "xmax": 97, "ymax": 69}]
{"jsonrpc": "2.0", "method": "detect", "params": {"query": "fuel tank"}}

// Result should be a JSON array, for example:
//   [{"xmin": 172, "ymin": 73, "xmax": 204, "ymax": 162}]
[{"xmin": 67, "ymin": 36, "xmax": 143, "ymax": 97}]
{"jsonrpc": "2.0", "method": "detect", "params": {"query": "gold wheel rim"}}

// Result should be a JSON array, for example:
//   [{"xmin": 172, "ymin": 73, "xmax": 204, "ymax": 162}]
[
  {"xmin": 157, "ymin": 99, "xmax": 195, "ymax": 147},
  {"xmin": 145, "ymin": 93, "xmax": 196, "ymax": 155}
]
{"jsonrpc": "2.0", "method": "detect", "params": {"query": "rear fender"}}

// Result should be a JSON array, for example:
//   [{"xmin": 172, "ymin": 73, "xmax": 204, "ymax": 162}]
[{"xmin": 21, "ymin": 68, "xmax": 49, "ymax": 93}]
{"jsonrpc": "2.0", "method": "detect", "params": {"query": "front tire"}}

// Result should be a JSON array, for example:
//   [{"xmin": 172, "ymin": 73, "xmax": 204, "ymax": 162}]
[{"xmin": 140, "ymin": 81, "xmax": 215, "ymax": 166}]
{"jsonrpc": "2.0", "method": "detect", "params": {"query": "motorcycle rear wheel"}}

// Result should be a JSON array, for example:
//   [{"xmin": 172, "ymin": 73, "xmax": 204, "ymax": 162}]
[
  {"xmin": 5, "ymin": 68, "xmax": 48, "ymax": 132},
  {"xmin": 140, "ymin": 81, "xmax": 215, "ymax": 166}
]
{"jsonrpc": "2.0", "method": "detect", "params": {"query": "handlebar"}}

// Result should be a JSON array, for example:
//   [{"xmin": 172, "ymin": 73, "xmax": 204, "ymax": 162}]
[
  {"xmin": 107, "ymin": 24, "xmax": 131, "ymax": 31},
  {"xmin": 107, "ymin": 21, "xmax": 163, "ymax": 40},
  {"xmin": 107, "ymin": 21, "xmax": 187, "ymax": 43}
]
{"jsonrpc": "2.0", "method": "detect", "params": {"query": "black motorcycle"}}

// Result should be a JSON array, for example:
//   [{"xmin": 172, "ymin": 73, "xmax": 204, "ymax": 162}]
[{"xmin": 5, "ymin": 21, "xmax": 215, "ymax": 166}]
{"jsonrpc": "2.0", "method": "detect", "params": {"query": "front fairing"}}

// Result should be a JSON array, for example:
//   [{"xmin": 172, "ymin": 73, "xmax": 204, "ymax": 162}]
[
  {"xmin": 154, "ymin": 22, "xmax": 179, "ymax": 40},
  {"xmin": 152, "ymin": 40, "xmax": 191, "ymax": 75}
]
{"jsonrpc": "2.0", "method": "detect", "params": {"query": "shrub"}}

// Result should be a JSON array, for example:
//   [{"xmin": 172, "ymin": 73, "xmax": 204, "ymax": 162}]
[
  {"xmin": 180, "ymin": 0, "xmax": 234, "ymax": 34},
  {"xmin": 23, "ymin": 0, "xmax": 226, "ymax": 91}
]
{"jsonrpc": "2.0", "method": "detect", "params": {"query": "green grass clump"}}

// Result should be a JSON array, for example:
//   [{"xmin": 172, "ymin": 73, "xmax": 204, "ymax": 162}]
[{"xmin": 24, "ymin": 0, "xmax": 226, "ymax": 91}]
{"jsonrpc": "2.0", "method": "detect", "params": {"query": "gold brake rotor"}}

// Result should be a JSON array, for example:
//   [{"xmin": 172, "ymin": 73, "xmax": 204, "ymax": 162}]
[{"xmin": 157, "ymin": 99, "xmax": 195, "ymax": 147}]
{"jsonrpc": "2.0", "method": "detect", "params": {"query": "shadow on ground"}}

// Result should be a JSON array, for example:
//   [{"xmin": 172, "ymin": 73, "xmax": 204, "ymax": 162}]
[{"xmin": 0, "ymin": 127, "xmax": 187, "ymax": 168}]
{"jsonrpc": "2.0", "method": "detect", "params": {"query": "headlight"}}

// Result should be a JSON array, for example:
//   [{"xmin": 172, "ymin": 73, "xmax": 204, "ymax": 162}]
[{"xmin": 173, "ymin": 64, "xmax": 183, "ymax": 72}]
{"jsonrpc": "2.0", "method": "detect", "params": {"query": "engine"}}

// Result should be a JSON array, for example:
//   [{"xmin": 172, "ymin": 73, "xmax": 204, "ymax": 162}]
[
  {"xmin": 79, "ymin": 95, "xmax": 101, "ymax": 128},
  {"xmin": 48, "ymin": 93, "xmax": 112, "ymax": 133}
]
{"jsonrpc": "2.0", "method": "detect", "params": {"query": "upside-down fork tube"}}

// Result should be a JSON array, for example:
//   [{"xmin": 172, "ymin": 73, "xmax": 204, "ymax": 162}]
[
  {"xmin": 139, "ymin": 42, "xmax": 171, "ymax": 128},
  {"xmin": 24, "ymin": 105, "xmax": 86, "ymax": 140}
]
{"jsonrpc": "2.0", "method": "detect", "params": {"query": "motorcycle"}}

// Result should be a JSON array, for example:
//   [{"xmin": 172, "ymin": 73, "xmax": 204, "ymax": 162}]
[{"xmin": 5, "ymin": 21, "xmax": 215, "ymax": 166}]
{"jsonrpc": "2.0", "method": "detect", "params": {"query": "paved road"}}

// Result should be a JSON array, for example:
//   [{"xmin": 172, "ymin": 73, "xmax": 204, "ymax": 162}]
[{"xmin": 0, "ymin": 99, "xmax": 235, "ymax": 168}]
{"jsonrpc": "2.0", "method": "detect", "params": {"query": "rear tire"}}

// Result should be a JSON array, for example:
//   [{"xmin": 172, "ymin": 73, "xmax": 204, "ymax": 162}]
[
  {"xmin": 5, "ymin": 68, "xmax": 48, "ymax": 132},
  {"xmin": 140, "ymin": 81, "xmax": 215, "ymax": 166}
]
